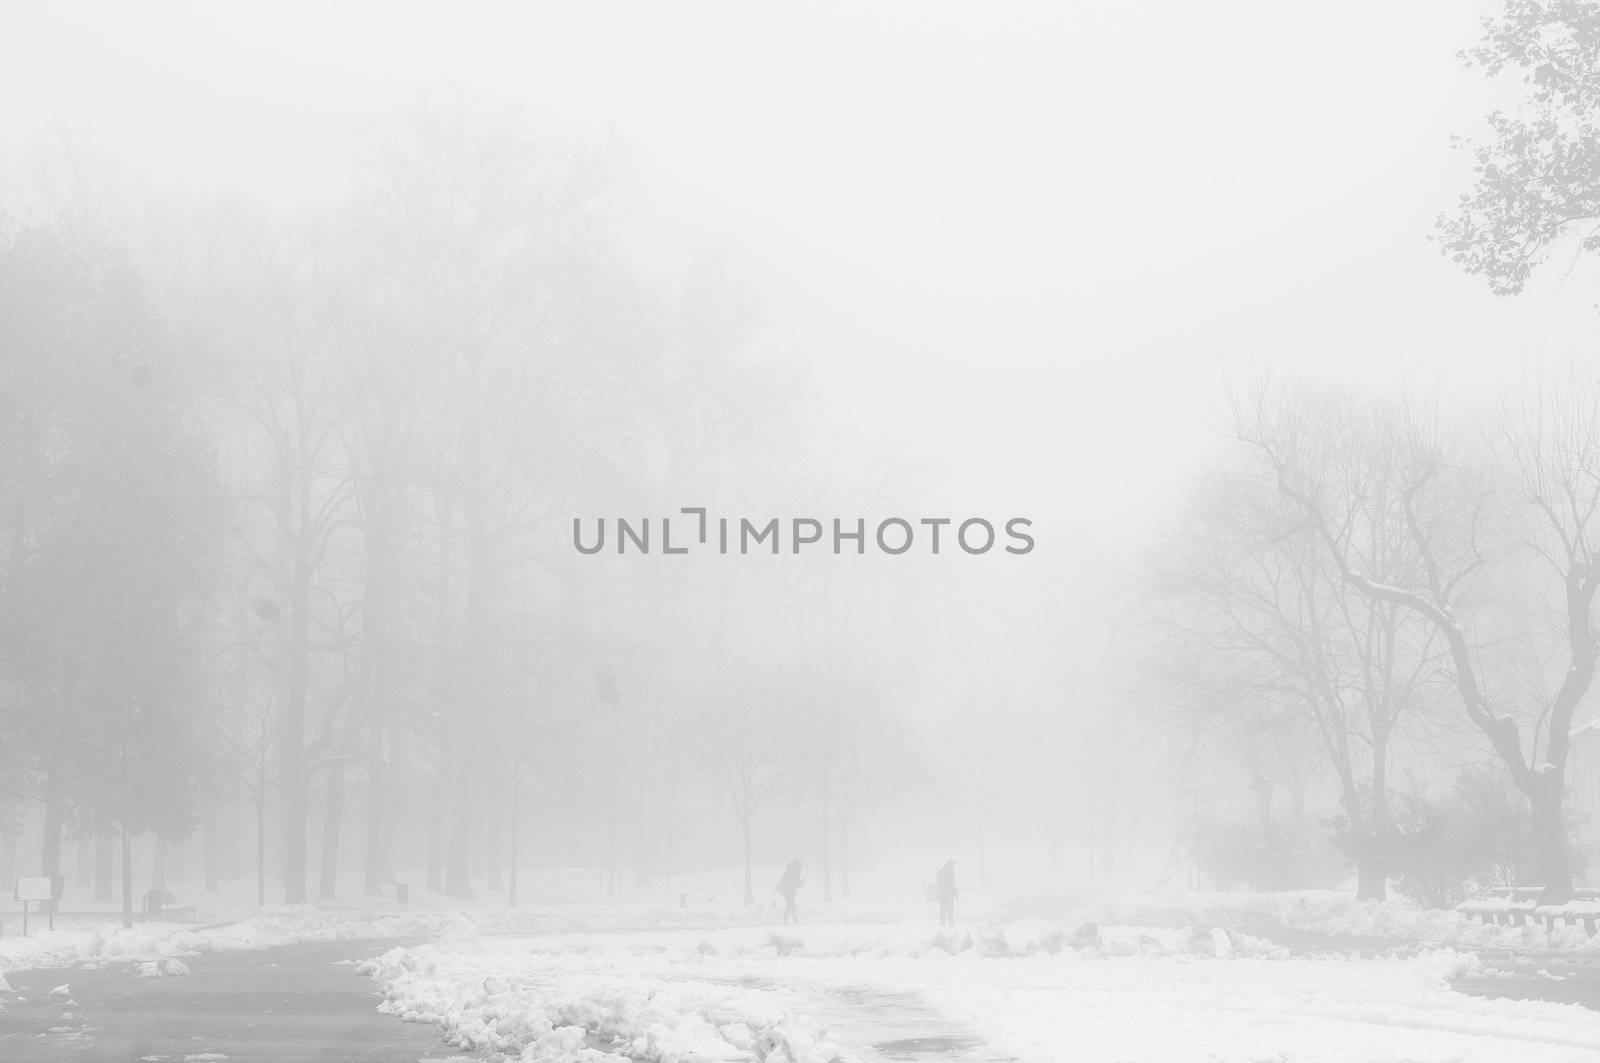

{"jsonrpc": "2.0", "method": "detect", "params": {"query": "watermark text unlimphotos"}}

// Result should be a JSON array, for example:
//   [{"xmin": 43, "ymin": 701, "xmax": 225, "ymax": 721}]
[{"xmin": 573, "ymin": 509, "xmax": 1034, "ymax": 556}]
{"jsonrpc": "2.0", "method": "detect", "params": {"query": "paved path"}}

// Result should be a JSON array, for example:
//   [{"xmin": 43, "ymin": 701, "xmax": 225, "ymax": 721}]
[
  {"xmin": 1453, "ymin": 953, "xmax": 1600, "ymax": 1011},
  {"xmin": 699, "ymin": 972, "xmax": 1013, "ymax": 1062},
  {"xmin": 807, "ymin": 985, "xmax": 1018, "ymax": 1061},
  {"xmin": 1232, "ymin": 925, "xmax": 1429, "ymax": 957},
  {"xmin": 1, "ymin": 933, "xmax": 1014, "ymax": 1063},
  {"xmin": 1237, "ymin": 923, "xmax": 1600, "ymax": 1013},
  {"xmin": 1, "ymin": 938, "xmax": 469, "ymax": 1063}
]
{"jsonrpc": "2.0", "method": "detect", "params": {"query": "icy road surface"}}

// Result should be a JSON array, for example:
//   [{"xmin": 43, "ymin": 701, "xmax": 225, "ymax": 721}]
[{"xmin": 2, "ymin": 938, "xmax": 453, "ymax": 1062}]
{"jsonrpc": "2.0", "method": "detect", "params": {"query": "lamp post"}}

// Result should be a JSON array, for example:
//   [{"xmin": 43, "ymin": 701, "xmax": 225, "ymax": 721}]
[{"xmin": 119, "ymin": 359, "xmax": 150, "ymax": 930}]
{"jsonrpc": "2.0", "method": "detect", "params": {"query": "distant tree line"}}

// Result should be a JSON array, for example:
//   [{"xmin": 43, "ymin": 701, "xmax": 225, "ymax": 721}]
[{"xmin": 0, "ymin": 108, "xmax": 923, "ymax": 907}]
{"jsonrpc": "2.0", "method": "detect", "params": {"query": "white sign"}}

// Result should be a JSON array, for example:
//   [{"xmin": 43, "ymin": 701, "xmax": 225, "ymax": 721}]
[{"xmin": 15, "ymin": 876, "xmax": 53, "ymax": 902}]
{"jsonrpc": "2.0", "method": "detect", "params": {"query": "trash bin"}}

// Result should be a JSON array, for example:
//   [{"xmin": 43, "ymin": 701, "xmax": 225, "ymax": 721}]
[
  {"xmin": 395, "ymin": 883, "xmax": 409, "ymax": 909},
  {"xmin": 144, "ymin": 889, "xmax": 165, "ymax": 919}
]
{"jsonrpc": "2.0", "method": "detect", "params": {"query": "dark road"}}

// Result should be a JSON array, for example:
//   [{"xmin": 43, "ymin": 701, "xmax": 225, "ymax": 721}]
[{"xmin": 1, "ymin": 938, "xmax": 465, "ymax": 1063}]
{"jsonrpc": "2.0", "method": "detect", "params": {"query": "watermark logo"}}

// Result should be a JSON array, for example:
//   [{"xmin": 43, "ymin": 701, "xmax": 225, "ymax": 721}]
[{"xmin": 573, "ymin": 509, "xmax": 1034, "ymax": 556}]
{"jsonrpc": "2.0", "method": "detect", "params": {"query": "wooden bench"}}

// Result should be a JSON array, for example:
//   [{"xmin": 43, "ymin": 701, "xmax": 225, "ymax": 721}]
[
  {"xmin": 141, "ymin": 890, "xmax": 198, "ymax": 923},
  {"xmin": 1457, "ymin": 886, "xmax": 1543, "ymax": 926},
  {"xmin": 1457, "ymin": 887, "xmax": 1600, "ymax": 934}
]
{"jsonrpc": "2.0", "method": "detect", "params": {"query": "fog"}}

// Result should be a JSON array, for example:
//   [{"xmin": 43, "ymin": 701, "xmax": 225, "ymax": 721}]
[{"xmin": 6, "ymin": 0, "xmax": 1600, "ymax": 1001}]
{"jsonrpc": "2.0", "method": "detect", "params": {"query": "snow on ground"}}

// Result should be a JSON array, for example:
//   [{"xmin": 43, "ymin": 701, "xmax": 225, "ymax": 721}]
[
  {"xmin": 1043, "ymin": 887, "xmax": 1600, "ymax": 952},
  {"xmin": 15, "ymin": 863, "xmax": 1600, "ymax": 1060},
  {"xmin": 0, "ymin": 867, "xmax": 898, "ymax": 980},
  {"xmin": 901, "ymin": 947, "xmax": 1600, "ymax": 1063},
  {"xmin": 0, "ymin": 864, "xmax": 912, "ymax": 980},
  {"xmin": 362, "ymin": 920, "xmax": 1600, "ymax": 1063},
  {"xmin": 0, "ymin": 906, "xmax": 463, "ymax": 976},
  {"xmin": 363, "ymin": 924, "xmax": 844, "ymax": 1062}
]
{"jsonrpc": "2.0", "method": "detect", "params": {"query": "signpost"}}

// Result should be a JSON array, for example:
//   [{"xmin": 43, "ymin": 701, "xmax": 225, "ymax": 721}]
[{"xmin": 14, "ymin": 876, "xmax": 58, "ymax": 936}]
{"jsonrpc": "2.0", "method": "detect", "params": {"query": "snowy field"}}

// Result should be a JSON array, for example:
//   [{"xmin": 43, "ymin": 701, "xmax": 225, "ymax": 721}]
[
  {"xmin": 8, "ymin": 864, "xmax": 1600, "ymax": 1060},
  {"xmin": 362, "ymin": 927, "xmax": 1600, "ymax": 1063}
]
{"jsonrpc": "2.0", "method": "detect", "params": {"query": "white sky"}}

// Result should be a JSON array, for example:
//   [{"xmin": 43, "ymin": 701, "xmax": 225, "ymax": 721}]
[{"xmin": 4, "ymin": 0, "xmax": 1598, "ymax": 570}]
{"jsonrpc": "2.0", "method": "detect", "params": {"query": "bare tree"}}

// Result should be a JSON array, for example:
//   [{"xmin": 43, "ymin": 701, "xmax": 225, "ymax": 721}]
[
  {"xmin": 1146, "ymin": 459, "xmax": 1446, "ymax": 899},
  {"xmin": 219, "ymin": 648, "xmax": 280, "ymax": 909},
  {"xmin": 682, "ymin": 679, "xmax": 804, "ymax": 905},
  {"xmin": 1235, "ymin": 375, "xmax": 1600, "ymax": 902},
  {"xmin": 357, "ymin": 109, "xmax": 627, "ymax": 898},
  {"xmin": 213, "ymin": 215, "xmax": 359, "ymax": 905},
  {"xmin": 796, "ymin": 665, "xmax": 905, "ymax": 903}
]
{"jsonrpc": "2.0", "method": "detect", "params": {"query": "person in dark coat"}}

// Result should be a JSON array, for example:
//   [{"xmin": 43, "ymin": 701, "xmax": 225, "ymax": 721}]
[
  {"xmin": 775, "ymin": 858, "xmax": 805, "ymax": 925},
  {"xmin": 935, "ymin": 858, "xmax": 958, "ymax": 926}
]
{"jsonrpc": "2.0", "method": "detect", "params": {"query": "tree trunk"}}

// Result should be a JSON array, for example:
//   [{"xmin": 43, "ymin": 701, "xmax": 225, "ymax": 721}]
[
  {"xmin": 431, "ymin": 486, "xmax": 455, "ymax": 896},
  {"xmin": 976, "ymin": 791, "xmax": 987, "ymax": 883},
  {"xmin": 319, "ymin": 641, "xmax": 370, "ymax": 903},
  {"xmin": 1356, "ymin": 745, "xmax": 1389, "ymax": 902},
  {"xmin": 427, "ymin": 774, "xmax": 444, "ymax": 892},
  {"xmin": 446, "ymin": 569, "xmax": 491, "ymax": 900},
  {"xmin": 256, "ymin": 799, "xmax": 267, "ymax": 907},
  {"xmin": 204, "ymin": 802, "xmax": 220, "ymax": 891},
  {"xmin": 363, "ymin": 659, "xmax": 395, "ymax": 896},
  {"xmin": 445, "ymin": 768, "xmax": 475, "ymax": 899},
  {"xmin": 220, "ymin": 802, "xmax": 240, "ymax": 882},
  {"xmin": 605, "ymin": 802, "xmax": 617, "ymax": 895},
  {"xmin": 95, "ymin": 828, "xmax": 114, "ymax": 901},
  {"xmin": 380, "ymin": 769, "xmax": 397, "ymax": 886},
  {"xmin": 633, "ymin": 702, "xmax": 656, "ymax": 887},
  {"xmin": 1533, "ymin": 777, "xmax": 1575, "ymax": 903},
  {"xmin": 357, "ymin": 438, "xmax": 396, "ymax": 899},
  {"xmin": 151, "ymin": 836, "xmax": 168, "ymax": 892},
  {"xmin": 41, "ymin": 798, "xmax": 63, "ymax": 915},
  {"xmin": 1354, "ymin": 860, "xmax": 1385, "ymax": 901},
  {"xmin": 41, "ymin": 799, "xmax": 62, "ymax": 875},
  {"xmin": 1100, "ymin": 774, "xmax": 1116, "ymax": 875},
  {"xmin": 1087, "ymin": 798, "xmax": 1097, "ymax": 878},
  {"xmin": 508, "ymin": 768, "xmax": 520, "ymax": 908},
  {"xmin": 364, "ymin": 746, "xmax": 385, "ymax": 895},
  {"xmin": 446, "ymin": 365, "xmax": 494, "ymax": 902},
  {"xmin": 280, "ymin": 554, "xmax": 311, "ymax": 904},
  {"xmin": 72, "ymin": 835, "xmax": 88, "ymax": 888},
  {"xmin": 840, "ymin": 809, "xmax": 851, "ymax": 899},
  {"xmin": 741, "ymin": 816, "xmax": 754, "ymax": 904},
  {"xmin": 119, "ymin": 829, "xmax": 131, "ymax": 912},
  {"xmin": 0, "ymin": 828, "xmax": 14, "ymax": 888},
  {"xmin": 318, "ymin": 763, "xmax": 348, "ymax": 900},
  {"xmin": 819, "ymin": 782, "xmax": 833, "ymax": 903},
  {"xmin": 272, "ymin": 498, "xmax": 312, "ymax": 905},
  {"xmin": 485, "ymin": 772, "xmax": 503, "ymax": 891},
  {"xmin": 1253, "ymin": 778, "xmax": 1274, "ymax": 846}
]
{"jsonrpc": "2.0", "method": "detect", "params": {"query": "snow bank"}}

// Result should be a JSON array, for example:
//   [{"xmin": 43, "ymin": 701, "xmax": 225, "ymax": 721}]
[
  {"xmin": 134, "ymin": 957, "xmax": 190, "ymax": 977},
  {"xmin": 905, "ymin": 947, "xmax": 1600, "ymax": 1063},
  {"xmin": 358, "ymin": 919, "xmax": 1600, "ymax": 1062},
  {"xmin": 363, "ymin": 939, "xmax": 844, "ymax": 1062},
  {"xmin": 8, "ymin": 882, "xmax": 1556, "ymax": 989},
  {"xmin": 0, "ymin": 907, "xmax": 473, "ymax": 977},
  {"xmin": 457, "ymin": 918, "xmax": 1282, "ymax": 965},
  {"xmin": 0, "ymin": 896, "xmax": 837, "ymax": 978},
  {"xmin": 1036, "ymin": 888, "xmax": 1600, "ymax": 953}
]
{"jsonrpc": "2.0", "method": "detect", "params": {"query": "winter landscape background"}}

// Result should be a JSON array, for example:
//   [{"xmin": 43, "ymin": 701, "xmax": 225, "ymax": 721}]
[{"xmin": 7, "ymin": 2, "xmax": 1600, "ymax": 1061}]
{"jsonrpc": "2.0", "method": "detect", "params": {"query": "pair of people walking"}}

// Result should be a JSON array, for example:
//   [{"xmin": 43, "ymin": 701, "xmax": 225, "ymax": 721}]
[{"xmin": 772, "ymin": 855, "xmax": 957, "ymax": 926}]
